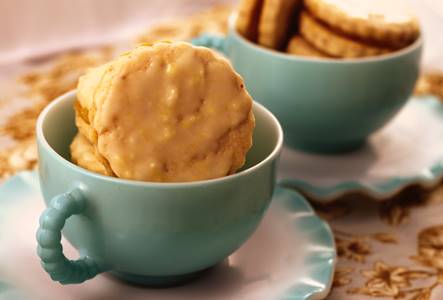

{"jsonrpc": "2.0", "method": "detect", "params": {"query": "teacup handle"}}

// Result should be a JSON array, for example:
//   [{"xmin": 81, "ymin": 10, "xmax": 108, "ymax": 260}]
[
  {"xmin": 191, "ymin": 34, "xmax": 226, "ymax": 54},
  {"xmin": 36, "ymin": 189, "xmax": 102, "ymax": 284}
]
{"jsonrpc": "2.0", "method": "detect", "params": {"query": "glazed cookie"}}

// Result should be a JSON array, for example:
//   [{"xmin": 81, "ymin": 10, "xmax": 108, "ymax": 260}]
[
  {"xmin": 75, "ymin": 42, "xmax": 255, "ymax": 182},
  {"xmin": 299, "ymin": 12, "xmax": 392, "ymax": 58},
  {"xmin": 286, "ymin": 35, "xmax": 329, "ymax": 58},
  {"xmin": 258, "ymin": 0, "xmax": 301, "ymax": 49},
  {"xmin": 236, "ymin": 0, "xmax": 264, "ymax": 41},
  {"xmin": 70, "ymin": 133, "xmax": 114, "ymax": 177},
  {"xmin": 304, "ymin": 0, "xmax": 420, "ymax": 48}
]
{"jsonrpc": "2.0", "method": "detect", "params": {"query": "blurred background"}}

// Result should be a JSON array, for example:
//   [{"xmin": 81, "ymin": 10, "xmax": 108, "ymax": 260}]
[
  {"xmin": 0, "ymin": 0, "xmax": 442, "ymax": 71},
  {"xmin": 0, "ymin": 2, "xmax": 443, "ymax": 300},
  {"xmin": 0, "ymin": 0, "xmax": 233, "ymax": 65}
]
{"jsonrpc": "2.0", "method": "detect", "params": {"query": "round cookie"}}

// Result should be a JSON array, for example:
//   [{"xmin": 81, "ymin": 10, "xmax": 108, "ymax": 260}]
[
  {"xmin": 76, "ymin": 42, "xmax": 255, "ymax": 182},
  {"xmin": 299, "ymin": 12, "xmax": 392, "ymax": 58},
  {"xmin": 70, "ymin": 133, "xmax": 114, "ymax": 177},
  {"xmin": 286, "ymin": 35, "xmax": 329, "ymax": 58},
  {"xmin": 304, "ymin": 0, "xmax": 420, "ymax": 48},
  {"xmin": 236, "ymin": 0, "xmax": 264, "ymax": 42},
  {"xmin": 258, "ymin": 0, "xmax": 301, "ymax": 49}
]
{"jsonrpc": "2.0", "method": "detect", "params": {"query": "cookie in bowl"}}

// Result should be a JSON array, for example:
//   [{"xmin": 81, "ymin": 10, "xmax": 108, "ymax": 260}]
[
  {"xmin": 192, "ymin": 0, "xmax": 422, "ymax": 153},
  {"xmin": 73, "ymin": 42, "xmax": 255, "ymax": 182},
  {"xmin": 298, "ymin": 11, "xmax": 392, "ymax": 58},
  {"xmin": 286, "ymin": 35, "xmax": 329, "ymax": 58},
  {"xmin": 304, "ymin": 0, "xmax": 420, "ymax": 49},
  {"xmin": 234, "ymin": 0, "xmax": 420, "ymax": 59}
]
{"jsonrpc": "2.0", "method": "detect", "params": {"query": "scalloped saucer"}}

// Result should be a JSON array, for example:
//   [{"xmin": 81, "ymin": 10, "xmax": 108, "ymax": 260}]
[
  {"xmin": 278, "ymin": 96, "xmax": 443, "ymax": 202},
  {"xmin": 0, "ymin": 171, "xmax": 335, "ymax": 300}
]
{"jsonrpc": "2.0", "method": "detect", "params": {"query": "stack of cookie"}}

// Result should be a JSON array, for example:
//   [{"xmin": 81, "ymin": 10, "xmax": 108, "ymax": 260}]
[
  {"xmin": 71, "ymin": 42, "xmax": 255, "ymax": 182},
  {"xmin": 236, "ymin": 0, "xmax": 302, "ymax": 50},
  {"xmin": 236, "ymin": 0, "xmax": 420, "ymax": 58}
]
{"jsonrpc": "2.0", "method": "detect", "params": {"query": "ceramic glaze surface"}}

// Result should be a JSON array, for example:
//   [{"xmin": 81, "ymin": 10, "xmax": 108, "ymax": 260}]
[
  {"xmin": 278, "ymin": 96, "xmax": 443, "ymax": 201},
  {"xmin": 35, "ymin": 91, "xmax": 283, "ymax": 285},
  {"xmin": 0, "ymin": 171, "xmax": 335, "ymax": 300}
]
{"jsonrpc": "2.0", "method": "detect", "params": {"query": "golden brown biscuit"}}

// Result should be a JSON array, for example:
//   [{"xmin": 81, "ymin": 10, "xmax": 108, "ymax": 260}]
[
  {"xmin": 304, "ymin": 0, "xmax": 420, "ymax": 48},
  {"xmin": 258, "ymin": 0, "xmax": 301, "ymax": 49},
  {"xmin": 286, "ymin": 35, "xmax": 330, "ymax": 58},
  {"xmin": 70, "ymin": 133, "xmax": 114, "ymax": 177},
  {"xmin": 235, "ymin": 0, "xmax": 264, "ymax": 41},
  {"xmin": 300, "ymin": 12, "xmax": 392, "ymax": 58},
  {"xmin": 75, "ymin": 42, "xmax": 255, "ymax": 182}
]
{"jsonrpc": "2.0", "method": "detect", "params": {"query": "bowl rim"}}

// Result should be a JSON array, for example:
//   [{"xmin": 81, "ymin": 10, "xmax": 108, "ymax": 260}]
[
  {"xmin": 227, "ymin": 13, "xmax": 423, "ymax": 64},
  {"xmin": 36, "ymin": 90, "xmax": 284, "ymax": 188}
]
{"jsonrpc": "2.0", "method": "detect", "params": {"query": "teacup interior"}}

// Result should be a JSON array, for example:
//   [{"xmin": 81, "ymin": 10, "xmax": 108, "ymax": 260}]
[
  {"xmin": 41, "ymin": 93, "xmax": 281, "ymax": 178},
  {"xmin": 41, "ymin": 94, "xmax": 78, "ymax": 162},
  {"xmin": 242, "ymin": 104, "xmax": 281, "ymax": 170}
]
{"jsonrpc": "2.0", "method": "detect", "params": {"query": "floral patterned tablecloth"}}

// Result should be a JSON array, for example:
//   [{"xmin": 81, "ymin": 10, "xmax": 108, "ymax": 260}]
[{"xmin": 1, "ymin": 4, "xmax": 443, "ymax": 300}]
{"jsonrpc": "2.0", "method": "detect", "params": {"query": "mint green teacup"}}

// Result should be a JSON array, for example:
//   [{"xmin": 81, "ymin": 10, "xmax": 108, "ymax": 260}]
[
  {"xmin": 193, "ymin": 16, "xmax": 423, "ymax": 153},
  {"xmin": 35, "ymin": 91, "xmax": 283, "ymax": 286}
]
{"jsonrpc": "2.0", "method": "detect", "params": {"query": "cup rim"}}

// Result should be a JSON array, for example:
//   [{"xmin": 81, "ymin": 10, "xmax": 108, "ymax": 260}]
[
  {"xmin": 36, "ymin": 90, "xmax": 284, "ymax": 188},
  {"xmin": 227, "ymin": 13, "xmax": 423, "ymax": 64}
]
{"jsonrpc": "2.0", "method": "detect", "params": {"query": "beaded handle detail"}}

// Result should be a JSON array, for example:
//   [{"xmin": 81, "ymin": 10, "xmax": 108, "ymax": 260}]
[{"xmin": 36, "ymin": 189, "xmax": 101, "ymax": 284}]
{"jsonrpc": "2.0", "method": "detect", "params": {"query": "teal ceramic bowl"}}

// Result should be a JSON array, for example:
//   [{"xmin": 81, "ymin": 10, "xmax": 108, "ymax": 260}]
[
  {"xmin": 35, "ymin": 91, "xmax": 283, "ymax": 286},
  {"xmin": 193, "ymin": 17, "xmax": 423, "ymax": 153}
]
